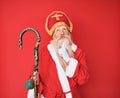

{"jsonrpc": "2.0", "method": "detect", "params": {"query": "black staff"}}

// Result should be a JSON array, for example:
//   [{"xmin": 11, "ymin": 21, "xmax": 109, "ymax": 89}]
[{"xmin": 19, "ymin": 27, "xmax": 41, "ymax": 98}]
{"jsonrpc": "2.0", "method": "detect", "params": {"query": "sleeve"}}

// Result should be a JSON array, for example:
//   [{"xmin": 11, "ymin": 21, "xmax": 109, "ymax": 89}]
[{"xmin": 73, "ymin": 48, "xmax": 89, "ymax": 85}]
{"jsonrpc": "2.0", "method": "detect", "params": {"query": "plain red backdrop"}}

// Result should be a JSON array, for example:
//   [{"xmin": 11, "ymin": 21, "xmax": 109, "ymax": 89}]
[{"xmin": 0, "ymin": 0, "xmax": 119, "ymax": 98}]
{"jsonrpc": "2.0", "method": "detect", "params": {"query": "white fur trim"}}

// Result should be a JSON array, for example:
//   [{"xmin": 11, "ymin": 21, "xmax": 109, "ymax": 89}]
[
  {"xmin": 66, "ymin": 93, "xmax": 72, "ymax": 98},
  {"xmin": 40, "ymin": 94, "xmax": 45, "ymax": 98},
  {"xmin": 27, "ymin": 89, "xmax": 45, "ymax": 98},
  {"xmin": 71, "ymin": 44, "xmax": 77, "ymax": 52},
  {"xmin": 65, "ymin": 58, "xmax": 78, "ymax": 77},
  {"xmin": 27, "ymin": 89, "xmax": 34, "ymax": 98},
  {"xmin": 47, "ymin": 44, "xmax": 72, "ymax": 98}
]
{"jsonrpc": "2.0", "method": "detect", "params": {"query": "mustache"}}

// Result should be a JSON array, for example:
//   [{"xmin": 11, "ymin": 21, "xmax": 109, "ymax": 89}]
[
  {"xmin": 51, "ymin": 34, "xmax": 73, "ymax": 47},
  {"xmin": 55, "ymin": 35, "xmax": 71, "ymax": 44},
  {"xmin": 59, "ymin": 35, "xmax": 72, "ymax": 45},
  {"xmin": 59, "ymin": 35, "xmax": 69, "ymax": 39},
  {"xmin": 50, "ymin": 34, "xmax": 74, "ymax": 58}
]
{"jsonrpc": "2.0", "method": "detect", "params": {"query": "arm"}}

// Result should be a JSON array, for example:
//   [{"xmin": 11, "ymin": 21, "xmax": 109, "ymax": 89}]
[
  {"xmin": 58, "ymin": 43, "xmax": 89, "ymax": 83},
  {"xmin": 73, "ymin": 48, "xmax": 89, "ymax": 85}
]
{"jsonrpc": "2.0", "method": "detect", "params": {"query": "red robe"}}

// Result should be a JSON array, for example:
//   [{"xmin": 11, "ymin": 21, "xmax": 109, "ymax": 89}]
[{"xmin": 38, "ymin": 44, "xmax": 89, "ymax": 98}]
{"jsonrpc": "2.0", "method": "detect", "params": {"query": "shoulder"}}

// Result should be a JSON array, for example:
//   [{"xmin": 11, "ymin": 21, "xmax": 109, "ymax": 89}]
[{"xmin": 72, "ymin": 44, "xmax": 85, "ymax": 59}]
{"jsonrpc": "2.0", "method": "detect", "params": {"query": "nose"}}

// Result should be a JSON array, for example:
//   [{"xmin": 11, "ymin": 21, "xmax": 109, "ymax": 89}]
[
  {"xmin": 60, "ymin": 31, "xmax": 64, "ymax": 35},
  {"xmin": 60, "ymin": 30, "xmax": 65, "ymax": 35}
]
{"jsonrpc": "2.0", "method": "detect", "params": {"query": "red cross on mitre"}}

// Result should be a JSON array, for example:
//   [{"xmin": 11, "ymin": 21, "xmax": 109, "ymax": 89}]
[{"xmin": 52, "ymin": 13, "xmax": 63, "ymax": 20}]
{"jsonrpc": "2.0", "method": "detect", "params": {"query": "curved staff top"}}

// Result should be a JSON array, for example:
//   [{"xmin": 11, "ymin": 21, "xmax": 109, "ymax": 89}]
[{"xmin": 18, "ymin": 27, "xmax": 41, "ymax": 71}]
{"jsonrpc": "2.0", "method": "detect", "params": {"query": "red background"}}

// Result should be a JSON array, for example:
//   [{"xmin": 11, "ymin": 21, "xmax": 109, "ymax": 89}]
[{"xmin": 0, "ymin": 0, "xmax": 119, "ymax": 98}]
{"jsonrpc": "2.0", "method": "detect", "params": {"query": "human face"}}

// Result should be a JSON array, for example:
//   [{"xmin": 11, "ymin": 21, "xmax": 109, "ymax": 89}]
[{"xmin": 53, "ymin": 25, "xmax": 69, "ymax": 39}]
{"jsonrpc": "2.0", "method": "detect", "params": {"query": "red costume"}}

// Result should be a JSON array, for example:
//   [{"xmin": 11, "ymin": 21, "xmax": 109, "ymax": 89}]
[
  {"xmin": 39, "ymin": 43, "xmax": 89, "ymax": 98},
  {"xmin": 27, "ymin": 11, "xmax": 89, "ymax": 98}
]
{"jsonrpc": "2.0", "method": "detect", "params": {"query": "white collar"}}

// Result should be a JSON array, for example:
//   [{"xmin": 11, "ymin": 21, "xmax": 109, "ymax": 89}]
[{"xmin": 47, "ymin": 44, "xmax": 72, "ymax": 98}]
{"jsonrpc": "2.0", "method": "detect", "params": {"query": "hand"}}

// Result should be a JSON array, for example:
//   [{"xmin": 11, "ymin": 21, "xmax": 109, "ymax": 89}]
[{"xmin": 58, "ymin": 43, "xmax": 70, "ymax": 62}]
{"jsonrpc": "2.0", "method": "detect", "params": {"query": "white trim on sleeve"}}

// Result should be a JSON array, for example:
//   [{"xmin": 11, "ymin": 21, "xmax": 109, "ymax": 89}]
[{"xmin": 65, "ymin": 58, "xmax": 78, "ymax": 77}]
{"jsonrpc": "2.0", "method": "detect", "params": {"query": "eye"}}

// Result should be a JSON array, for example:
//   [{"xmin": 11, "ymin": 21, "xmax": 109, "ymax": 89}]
[
  {"xmin": 63, "ymin": 28, "xmax": 68, "ymax": 32},
  {"xmin": 55, "ymin": 29, "xmax": 60, "ymax": 33},
  {"xmin": 57, "ymin": 29, "xmax": 60, "ymax": 32}
]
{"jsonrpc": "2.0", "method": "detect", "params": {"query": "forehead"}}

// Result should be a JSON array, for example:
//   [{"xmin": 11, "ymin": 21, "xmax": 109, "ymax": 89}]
[{"xmin": 55, "ymin": 25, "xmax": 67, "ymax": 30}]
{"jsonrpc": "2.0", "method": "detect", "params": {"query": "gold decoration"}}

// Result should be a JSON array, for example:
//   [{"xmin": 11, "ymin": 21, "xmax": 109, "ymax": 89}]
[{"xmin": 52, "ymin": 13, "xmax": 63, "ymax": 20}]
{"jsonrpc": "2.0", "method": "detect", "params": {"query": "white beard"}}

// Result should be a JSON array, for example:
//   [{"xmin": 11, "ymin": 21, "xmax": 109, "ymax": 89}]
[{"xmin": 50, "ymin": 35, "xmax": 74, "ymax": 70}]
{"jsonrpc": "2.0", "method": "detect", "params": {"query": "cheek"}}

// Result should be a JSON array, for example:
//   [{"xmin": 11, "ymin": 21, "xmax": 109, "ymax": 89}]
[
  {"xmin": 54, "ymin": 32, "xmax": 61, "ymax": 38},
  {"xmin": 64, "ymin": 31, "xmax": 69, "ymax": 35}
]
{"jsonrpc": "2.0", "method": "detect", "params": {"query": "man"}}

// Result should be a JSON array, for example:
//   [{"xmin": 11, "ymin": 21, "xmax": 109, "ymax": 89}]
[{"xmin": 28, "ymin": 11, "xmax": 89, "ymax": 98}]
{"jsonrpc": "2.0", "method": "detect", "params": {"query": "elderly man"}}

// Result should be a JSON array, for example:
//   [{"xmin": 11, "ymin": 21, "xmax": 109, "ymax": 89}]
[{"xmin": 28, "ymin": 11, "xmax": 89, "ymax": 98}]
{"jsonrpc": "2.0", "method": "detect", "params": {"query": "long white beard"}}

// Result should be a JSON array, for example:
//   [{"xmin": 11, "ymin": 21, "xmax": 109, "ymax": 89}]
[{"xmin": 50, "ymin": 35, "xmax": 74, "ymax": 70}]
